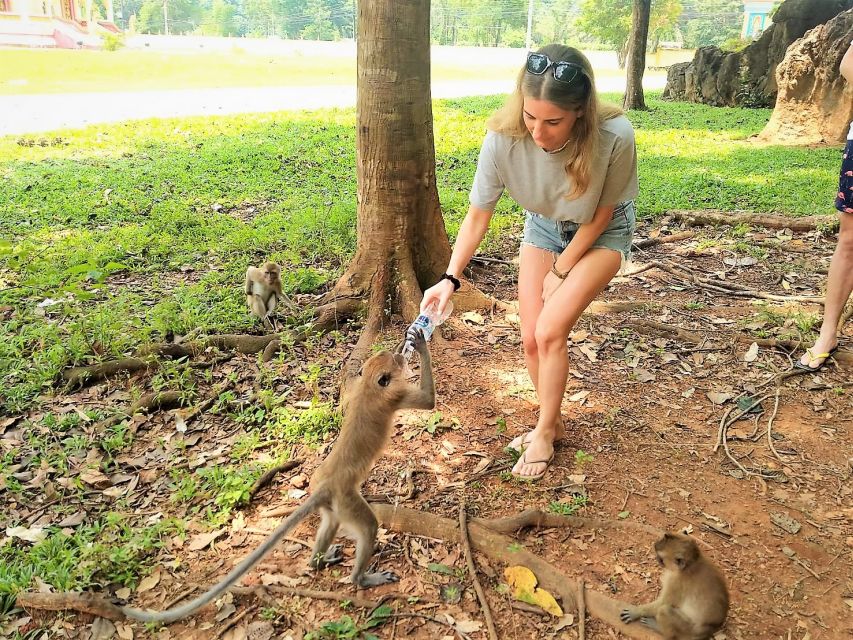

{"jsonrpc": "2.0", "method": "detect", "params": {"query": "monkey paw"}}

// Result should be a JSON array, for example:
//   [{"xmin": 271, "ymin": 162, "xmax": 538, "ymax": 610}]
[
  {"xmin": 357, "ymin": 570, "xmax": 400, "ymax": 588},
  {"xmin": 311, "ymin": 544, "xmax": 344, "ymax": 570},
  {"xmin": 620, "ymin": 609, "xmax": 640, "ymax": 624}
]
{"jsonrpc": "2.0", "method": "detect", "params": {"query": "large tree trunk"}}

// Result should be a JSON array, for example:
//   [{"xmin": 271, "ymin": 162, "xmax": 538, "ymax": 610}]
[
  {"xmin": 759, "ymin": 8, "xmax": 853, "ymax": 144},
  {"xmin": 623, "ymin": 0, "xmax": 651, "ymax": 110},
  {"xmin": 328, "ymin": 0, "xmax": 451, "ymax": 370}
]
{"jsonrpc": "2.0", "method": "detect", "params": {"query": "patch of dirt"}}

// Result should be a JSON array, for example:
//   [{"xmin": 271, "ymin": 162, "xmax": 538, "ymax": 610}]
[{"xmin": 3, "ymin": 217, "xmax": 852, "ymax": 640}]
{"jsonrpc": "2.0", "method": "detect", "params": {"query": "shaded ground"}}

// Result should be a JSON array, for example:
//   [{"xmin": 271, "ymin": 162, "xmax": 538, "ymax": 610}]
[{"xmin": 3, "ymin": 216, "xmax": 852, "ymax": 639}]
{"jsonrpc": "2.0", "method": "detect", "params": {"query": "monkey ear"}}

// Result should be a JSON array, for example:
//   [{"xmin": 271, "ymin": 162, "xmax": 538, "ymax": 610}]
[
  {"xmin": 663, "ymin": 532, "xmax": 674, "ymax": 540},
  {"xmin": 378, "ymin": 373, "xmax": 391, "ymax": 387}
]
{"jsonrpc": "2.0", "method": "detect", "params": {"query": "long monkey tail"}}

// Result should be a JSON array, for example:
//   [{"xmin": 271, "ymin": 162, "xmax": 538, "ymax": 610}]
[{"xmin": 121, "ymin": 489, "xmax": 328, "ymax": 624}]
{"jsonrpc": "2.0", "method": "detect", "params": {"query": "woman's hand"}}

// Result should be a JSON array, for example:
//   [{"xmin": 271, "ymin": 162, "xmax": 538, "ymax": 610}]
[
  {"xmin": 542, "ymin": 271, "xmax": 564, "ymax": 303},
  {"xmin": 421, "ymin": 278, "xmax": 455, "ymax": 314}
]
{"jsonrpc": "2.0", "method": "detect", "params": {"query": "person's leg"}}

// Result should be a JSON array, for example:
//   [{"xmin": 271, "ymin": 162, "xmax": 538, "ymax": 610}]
[
  {"xmin": 799, "ymin": 212, "xmax": 853, "ymax": 369},
  {"xmin": 512, "ymin": 247, "xmax": 622, "ymax": 479},
  {"xmin": 513, "ymin": 243, "xmax": 566, "ymax": 450}
]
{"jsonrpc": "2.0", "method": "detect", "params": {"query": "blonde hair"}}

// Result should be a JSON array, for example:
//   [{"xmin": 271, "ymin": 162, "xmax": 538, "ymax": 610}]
[{"xmin": 486, "ymin": 44, "xmax": 623, "ymax": 200}]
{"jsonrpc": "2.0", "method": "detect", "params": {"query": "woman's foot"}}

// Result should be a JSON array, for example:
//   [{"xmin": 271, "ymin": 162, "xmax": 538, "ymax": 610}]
[
  {"xmin": 795, "ymin": 340, "xmax": 838, "ymax": 371},
  {"xmin": 506, "ymin": 419, "xmax": 565, "ymax": 453},
  {"xmin": 510, "ymin": 432, "xmax": 555, "ymax": 481}
]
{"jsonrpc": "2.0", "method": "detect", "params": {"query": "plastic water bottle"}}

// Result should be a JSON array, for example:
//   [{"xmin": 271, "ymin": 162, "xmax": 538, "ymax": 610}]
[{"xmin": 401, "ymin": 301, "xmax": 454, "ymax": 360}]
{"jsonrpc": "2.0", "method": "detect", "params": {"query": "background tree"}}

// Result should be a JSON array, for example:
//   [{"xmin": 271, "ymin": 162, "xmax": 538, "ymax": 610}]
[
  {"xmin": 577, "ymin": 0, "xmax": 680, "ymax": 67},
  {"xmin": 301, "ymin": 0, "xmax": 338, "ymax": 39},
  {"xmin": 535, "ymin": 0, "xmax": 581, "ymax": 46},
  {"xmin": 138, "ymin": 0, "xmax": 202, "ymax": 34},
  {"xmin": 679, "ymin": 0, "xmax": 742, "ymax": 48},
  {"xmin": 322, "ymin": 0, "xmax": 452, "ymax": 371},
  {"xmin": 623, "ymin": 0, "xmax": 651, "ymax": 109},
  {"xmin": 199, "ymin": 0, "xmax": 239, "ymax": 36}
]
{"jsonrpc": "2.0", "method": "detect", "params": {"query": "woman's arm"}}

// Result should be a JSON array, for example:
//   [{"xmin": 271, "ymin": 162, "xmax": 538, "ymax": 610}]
[
  {"xmin": 421, "ymin": 204, "xmax": 493, "ymax": 313},
  {"xmin": 446, "ymin": 204, "xmax": 494, "ymax": 277},
  {"xmin": 553, "ymin": 203, "xmax": 615, "ymax": 274},
  {"xmin": 841, "ymin": 40, "xmax": 853, "ymax": 84}
]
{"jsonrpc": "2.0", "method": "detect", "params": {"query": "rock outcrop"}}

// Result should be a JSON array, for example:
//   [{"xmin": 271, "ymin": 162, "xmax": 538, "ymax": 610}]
[
  {"xmin": 759, "ymin": 9, "xmax": 853, "ymax": 144},
  {"xmin": 663, "ymin": 0, "xmax": 853, "ymax": 107}
]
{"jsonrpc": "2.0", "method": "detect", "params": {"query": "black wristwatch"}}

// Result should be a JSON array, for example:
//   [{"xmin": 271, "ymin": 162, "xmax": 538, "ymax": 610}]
[{"xmin": 440, "ymin": 273, "xmax": 461, "ymax": 292}]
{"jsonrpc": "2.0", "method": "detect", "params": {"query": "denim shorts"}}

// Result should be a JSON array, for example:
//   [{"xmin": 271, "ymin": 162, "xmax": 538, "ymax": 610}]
[
  {"xmin": 835, "ymin": 139, "xmax": 853, "ymax": 214},
  {"xmin": 521, "ymin": 201, "xmax": 636, "ymax": 263}
]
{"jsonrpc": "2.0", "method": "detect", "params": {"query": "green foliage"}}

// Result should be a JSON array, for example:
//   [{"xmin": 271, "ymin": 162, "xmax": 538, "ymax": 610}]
[
  {"xmin": 0, "ymin": 95, "xmax": 839, "ymax": 413},
  {"xmin": 0, "ymin": 515, "xmax": 183, "ymax": 595},
  {"xmin": 680, "ymin": 0, "xmax": 742, "ymax": 48},
  {"xmin": 305, "ymin": 605, "xmax": 392, "ymax": 640},
  {"xmin": 547, "ymin": 494, "xmax": 589, "ymax": 516},
  {"xmin": 574, "ymin": 450, "xmax": 594, "ymax": 467},
  {"xmin": 431, "ymin": 0, "xmax": 527, "ymax": 47},
  {"xmin": 577, "ymin": 0, "xmax": 681, "ymax": 58},
  {"xmin": 101, "ymin": 32, "xmax": 125, "ymax": 52}
]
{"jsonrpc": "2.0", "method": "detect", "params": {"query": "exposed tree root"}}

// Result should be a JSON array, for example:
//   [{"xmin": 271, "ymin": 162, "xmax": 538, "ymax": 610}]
[
  {"xmin": 60, "ymin": 303, "xmax": 365, "ymax": 388},
  {"xmin": 667, "ymin": 209, "xmax": 836, "ymax": 232},
  {"xmin": 62, "ymin": 357, "xmax": 155, "ymax": 390},
  {"xmin": 474, "ymin": 508, "xmax": 663, "ymax": 538},
  {"xmin": 372, "ymin": 504, "xmax": 660, "ymax": 639},
  {"xmin": 458, "ymin": 502, "xmax": 498, "ymax": 640},
  {"xmin": 16, "ymin": 592, "xmax": 125, "ymax": 621},
  {"xmin": 624, "ymin": 319, "xmax": 852, "ymax": 367},
  {"xmin": 633, "ymin": 230, "xmax": 696, "ymax": 249},
  {"xmin": 92, "ymin": 391, "xmax": 189, "ymax": 431}
]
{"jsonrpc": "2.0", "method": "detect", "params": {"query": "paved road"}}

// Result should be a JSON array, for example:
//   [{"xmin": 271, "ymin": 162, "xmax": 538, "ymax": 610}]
[{"xmin": 1, "ymin": 75, "xmax": 666, "ymax": 136}]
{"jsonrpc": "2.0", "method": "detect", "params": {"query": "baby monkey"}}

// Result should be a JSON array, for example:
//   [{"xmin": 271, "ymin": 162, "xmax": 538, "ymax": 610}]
[
  {"xmin": 621, "ymin": 532, "xmax": 729, "ymax": 640},
  {"xmin": 245, "ymin": 262, "xmax": 288, "ymax": 329},
  {"xmin": 120, "ymin": 331, "xmax": 435, "ymax": 624}
]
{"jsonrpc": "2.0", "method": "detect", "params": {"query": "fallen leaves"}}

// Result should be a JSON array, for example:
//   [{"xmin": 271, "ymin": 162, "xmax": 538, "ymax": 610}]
[
  {"xmin": 188, "ymin": 529, "xmax": 225, "ymax": 552},
  {"xmin": 504, "ymin": 565, "xmax": 564, "ymax": 616},
  {"xmin": 5, "ymin": 525, "xmax": 47, "ymax": 544},
  {"xmin": 136, "ymin": 569, "xmax": 161, "ymax": 593}
]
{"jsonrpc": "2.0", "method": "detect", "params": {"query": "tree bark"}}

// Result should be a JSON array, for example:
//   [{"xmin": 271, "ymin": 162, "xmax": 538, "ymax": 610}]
[
  {"xmin": 623, "ymin": 0, "xmax": 651, "ymax": 110},
  {"xmin": 330, "ymin": 0, "xmax": 451, "ymax": 371}
]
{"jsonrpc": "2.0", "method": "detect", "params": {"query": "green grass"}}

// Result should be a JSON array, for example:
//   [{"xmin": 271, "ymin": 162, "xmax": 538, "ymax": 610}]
[
  {"xmin": 0, "ymin": 93, "xmax": 840, "ymax": 414},
  {"xmin": 0, "ymin": 48, "xmax": 523, "ymax": 95}
]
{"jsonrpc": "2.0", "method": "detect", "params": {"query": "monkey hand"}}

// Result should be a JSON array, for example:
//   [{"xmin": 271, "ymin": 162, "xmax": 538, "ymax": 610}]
[
  {"xmin": 405, "ymin": 326, "xmax": 427, "ymax": 353},
  {"xmin": 619, "ymin": 608, "xmax": 640, "ymax": 624}
]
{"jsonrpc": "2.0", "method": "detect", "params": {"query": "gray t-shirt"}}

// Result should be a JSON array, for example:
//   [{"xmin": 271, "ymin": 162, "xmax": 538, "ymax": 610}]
[{"xmin": 469, "ymin": 115, "xmax": 639, "ymax": 224}]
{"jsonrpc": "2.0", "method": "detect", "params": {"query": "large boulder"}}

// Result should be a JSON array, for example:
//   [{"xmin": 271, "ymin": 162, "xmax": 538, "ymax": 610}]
[
  {"xmin": 663, "ymin": 0, "xmax": 853, "ymax": 107},
  {"xmin": 759, "ymin": 9, "xmax": 853, "ymax": 144}
]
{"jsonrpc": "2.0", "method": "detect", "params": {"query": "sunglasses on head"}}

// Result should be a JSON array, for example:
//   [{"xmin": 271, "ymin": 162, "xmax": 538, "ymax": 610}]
[{"xmin": 526, "ymin": 52, "xmax": 584, "ymax": 84}]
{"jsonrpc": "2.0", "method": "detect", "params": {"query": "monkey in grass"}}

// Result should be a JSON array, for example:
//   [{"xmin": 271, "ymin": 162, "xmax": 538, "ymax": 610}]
[
  {"xmin": 120, "ymin": 329, "xmax": 435, "ymax": 624},
  {"xmin": 620, "ymin": 532, "xmax": 729, "ymax": 640},
  {"xmin": 245, "ymin": 262, "xmax": 290, "ymax": 329}
]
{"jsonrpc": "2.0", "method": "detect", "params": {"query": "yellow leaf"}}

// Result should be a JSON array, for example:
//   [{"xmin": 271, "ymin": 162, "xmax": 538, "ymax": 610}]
[
  {"xmin": 503, "ymin": 566, "xmax": 563, "ymax": 616},
  {"xmin": 504, "ymin": 565, "xmax": 537, "ymax": 592},
  {"xmin": 529, "ymin": 587, "xmax": 564, "ymax": 616}
]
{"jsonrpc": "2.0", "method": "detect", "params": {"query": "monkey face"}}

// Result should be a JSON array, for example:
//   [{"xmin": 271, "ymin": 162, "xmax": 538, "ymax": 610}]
[
  {"xmin": 654, "ymin": 532, "xmax": 699, "ymax": 570},
  {"xmin": 360, "ymin": 351, "xmax": 406, "ymax": 393},
  {"xmin": 262, "ymin": 262, "xmax": 281, "ymax": 284}
]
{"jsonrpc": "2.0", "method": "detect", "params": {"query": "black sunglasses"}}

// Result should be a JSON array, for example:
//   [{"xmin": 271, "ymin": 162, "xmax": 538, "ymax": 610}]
[{"xmin": 526, "ymin": 52, "xmax": 584, "ymax": 85}]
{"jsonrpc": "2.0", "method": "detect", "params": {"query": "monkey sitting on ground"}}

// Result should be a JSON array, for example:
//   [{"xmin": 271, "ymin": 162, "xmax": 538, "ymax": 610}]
[
  {"xmin": 120, "ymin": 330, "xmax": 435, "ymax": 624},
  {"xmin": 620, "ymin": 532, "xmax": 729, "ymax": 640},
  {"xmin": 245, "ymin": 262, "xmax": 290, "ymax": 329}
]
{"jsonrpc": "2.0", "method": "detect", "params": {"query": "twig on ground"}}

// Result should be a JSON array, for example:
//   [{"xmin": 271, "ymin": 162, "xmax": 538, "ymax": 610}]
[
  {"xmin": 215, "ymin": 605, "xmax": 255, "ymax": 639},
  {"xmin": 236, "ymin": 586, "xmax": 381, "ymax": 609},
  {"xmin": 666, "ymin": 209, "xmax": 835, "ymax": 232},
  {"xmin": 577, "ymin": 578, "xmax": 586, "ymax": 640},
  {"xmin": 459, "ymin": 502, "xmax": 499, "ymax": 640},
  {"xmin": 766, "ymin": 389, "xmax": 788, "ymax": 464},
  {"xmin": 384, "ymin": 613, "xmax": 472, "ymax": 640}
]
